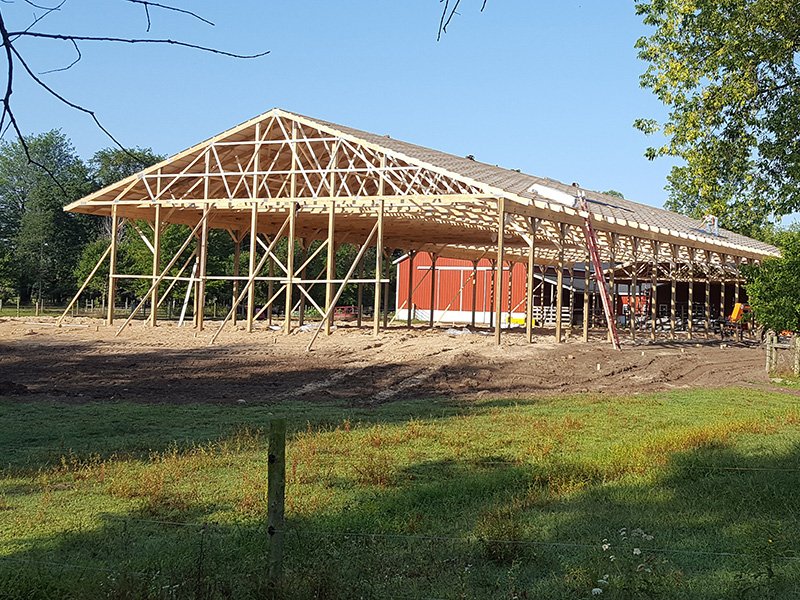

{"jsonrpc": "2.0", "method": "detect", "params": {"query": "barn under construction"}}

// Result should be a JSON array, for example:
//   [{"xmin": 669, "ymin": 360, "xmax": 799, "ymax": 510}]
[{"xmin": 63, "ymin": 108, "xmax": 780, "ymax": 349}]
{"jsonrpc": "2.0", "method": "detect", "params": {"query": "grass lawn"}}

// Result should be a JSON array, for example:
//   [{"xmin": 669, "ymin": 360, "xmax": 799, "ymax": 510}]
[{"xmin": 3, "ymin": 388, "xmax": 800, "ymax": 599}]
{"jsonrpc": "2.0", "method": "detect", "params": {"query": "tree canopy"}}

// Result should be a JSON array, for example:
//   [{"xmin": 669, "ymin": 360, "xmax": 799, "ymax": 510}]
[
  {"xmin": 743, "ymin": 229, "xmax": 800, "ymax": 332},
  {"xmin": 634, "ymin": 0, "xmax": 800, "ymax": 238}
]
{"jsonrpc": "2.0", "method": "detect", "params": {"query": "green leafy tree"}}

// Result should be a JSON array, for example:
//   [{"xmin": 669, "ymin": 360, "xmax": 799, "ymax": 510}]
[
  {"xmin": 634, "ymin": 0, "xmax": 800, "ymax": 238},
  {"xmin": 743, "ymin": 230, "xmax": 800, "ymax": 332},
  {"xmin": 0, "ymin": 131, "xmax": 93, "ymax": 303}
]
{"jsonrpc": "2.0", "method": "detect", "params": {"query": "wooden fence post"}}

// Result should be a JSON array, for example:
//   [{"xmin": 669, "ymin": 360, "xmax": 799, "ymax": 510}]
[
  {"xmin": 794, "ymin": 336, "xmax": 800, "ymax": 377},
  {"xmin": 268, "ymin": 418, "xmax": 286, "ymax": 594},
  {"xmin": 766, "ymin": 332, "xmax": 774, "ymax": 374}
]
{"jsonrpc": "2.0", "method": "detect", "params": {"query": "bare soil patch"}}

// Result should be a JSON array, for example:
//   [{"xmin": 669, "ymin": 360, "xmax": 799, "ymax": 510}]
[{"xmin": 0, "ymin": 317, "xmax": 769, "ymax": 404}]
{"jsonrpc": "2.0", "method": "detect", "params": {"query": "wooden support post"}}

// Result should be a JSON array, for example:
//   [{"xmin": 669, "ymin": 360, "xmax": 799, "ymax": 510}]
[
  {"xmin": 583, "ymin": 248, "xmax": 590, "ymax": 342},
  {"xmin": 196, "ymin": 207, "xmax": 210, "ymax": 332},
  {"xmin": 150, "ymin": 205, "xmax": 161, "ymax": 327},
  {"xmin": 720, "ymin": 253, "xmax": 727, "ymax": 323},
  {"xmin": 526, "ymin": 218, "xmax": 537, "ymax": 343},
  {"xmin": 297, "ymin": 240, "xmax": 308, "ymax": 327},
  {"xmin": 382, "ymin": 249, "xmax": 390, "ymax": 330},
  {"xmin": 285, "ymin": 123, "xmax": 299, "ymax": 335},
  {"xmin": 608, "ymin": 233, "xmax": 617, "ymax": 343},
  {"xmin": 568, "ymin": 267, "xmax": 575, "ymax": 332},
  {"xmin": 669, "ymin": 244, "xmax": 677, "ymax": 340},
  {"xmin": 687, "ymin": 249, "xmax": 694, "ymax": 340},
  {"xmin": 325, "ymin": 202, "xmax": 336, "ymax": 335},
  {"xmin": 232, "ymin": 233, "xmax": 241, "ymax": 326},
  {"xmin": 284, "ymin": 203, "xmax": 297, "ymax": 335},
  {"xmin": 247, "ymin": 204, "xmax": 258, "ymax": 333},
  {"xmin": 630, "ymin": 237, "xmax": 638, "ymax": 342},
  {"xmin": 555, "ymin": 223, "xmax": 565, "ymax": 343},
  {"xmin": 267, "ymin": 418, "xmax": 286, "ymax": 594},
  {"xmin": 494, "ymin": 198, "xmax": 506, "ymax": 345},
  {"xmin": 407, "ymin": 251, "xmax": 416, "ymax": 328},
  {"xmin": 429, "ymin": 253, "xmax": 438, "ymax": 329},
  {"xmin": 267, "ymin": 255, "xmax": 275, "ymax": 326},
  {"xmin": 373, "ymin": 199, "xmax": 385, "ymax": 337},
  {"xmin": 357, "ymin": 250, "xmax": 364, "ymax": 328},
  {"xmin": 705, "ymin": 251, "xmax": 712, "ymax": 339},
  {"xmin": 106, "ymin": 205, "xmax": 119, "ymax": 326},
  {"xmin": 735, "ymin": 257, "xmax": 742, "ymax": 304},
  {"xmin": 651, "ymin": 240, "xmax": 658, "ymax": 341},
  {"xmin": 471, "ymin": 259, "xmax": 478, "ymax": 329}
]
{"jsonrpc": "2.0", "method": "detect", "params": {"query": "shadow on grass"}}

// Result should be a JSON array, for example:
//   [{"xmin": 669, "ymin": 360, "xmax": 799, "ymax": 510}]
[{"xmin": 3, "ymin": 441, "xmax": 800, "ymax": 599}]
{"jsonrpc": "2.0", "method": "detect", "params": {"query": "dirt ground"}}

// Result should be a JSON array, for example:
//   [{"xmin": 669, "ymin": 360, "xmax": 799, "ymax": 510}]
[{"xmin": 0, "ymin": 316, "xmax": 771, "ymax": 404}]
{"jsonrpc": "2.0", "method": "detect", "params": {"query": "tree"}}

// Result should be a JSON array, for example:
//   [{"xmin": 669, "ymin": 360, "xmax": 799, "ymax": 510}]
[
  {"xmin": 634, "ymin": 0, "xmax": 800, "ymax": 238},
  {"xmin": 743, "ymin": 229, "xmax": 800, "ymax": 332},
  {"xmin": 0, "ymin": 131, "xmax": 93, "ymax": 303},
  {"xmin": 603, "ymin": 190, "xmax": 625, "ymax": 199}
]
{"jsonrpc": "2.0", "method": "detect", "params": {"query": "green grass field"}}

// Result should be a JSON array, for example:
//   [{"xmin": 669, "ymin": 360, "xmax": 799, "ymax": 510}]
[{"xmin": 3, "ymin": 388, "xmax": 800, "ymax": 599}]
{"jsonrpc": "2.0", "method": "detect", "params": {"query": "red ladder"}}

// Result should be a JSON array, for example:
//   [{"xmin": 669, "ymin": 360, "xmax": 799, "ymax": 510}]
[{"xmin": 577, "ymin": 192, "xmax": 621, "ymax": 350}]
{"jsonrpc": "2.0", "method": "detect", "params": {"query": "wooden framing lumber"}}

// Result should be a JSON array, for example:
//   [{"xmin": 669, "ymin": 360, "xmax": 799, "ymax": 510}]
[
  {"xmin": 373, "ymin": 197, "xmax": 385, "ymax": 337},
  {"xmin": 526, "ymin": 217, "xmax": 537, "ymax": 343},
  {"xmin": 555, "ymin": 223, "xmax": 565, "ymax": 343},
  {"xmin": 107, "ymin": 205, "xmax": 119, "ymax": 325},
  {"xmin": 494, "ymin": 198, "xmax": 506, "ymax": 345}
]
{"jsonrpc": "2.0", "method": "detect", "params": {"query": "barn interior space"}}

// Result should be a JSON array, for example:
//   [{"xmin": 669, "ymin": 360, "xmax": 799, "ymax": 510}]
[{"xmin": 62, "ymin": 108, "xmax": 779, "ymax": 348}]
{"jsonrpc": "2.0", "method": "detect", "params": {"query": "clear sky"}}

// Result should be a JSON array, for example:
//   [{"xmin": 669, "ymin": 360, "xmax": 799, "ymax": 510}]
[{"xmin": 7, "ymin": 0, "xmax": 680, "ymax": 209}]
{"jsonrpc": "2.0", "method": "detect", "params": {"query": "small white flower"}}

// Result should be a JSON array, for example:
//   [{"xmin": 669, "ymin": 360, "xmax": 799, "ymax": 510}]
[
  {"xmin": 591, "ymin": 588, "xmax": 604, "ymax": 596},
  {"xmin": 597, "ymin": 579, "xmax": 608, "ymax": 586},
  {"xmin": 602, "ymin": 543, "xmax": 611, "ymax": 551},
  {"xmin": 633, "ymin": 548, "xmax": 642, "ymax": 556},
  {"xmin": 609, "ymin": 555, "xmax": 616, "ymax": 561},
  {"xmin": 644, "ymin": 534, "xmax": 654, "ymax": 541}
]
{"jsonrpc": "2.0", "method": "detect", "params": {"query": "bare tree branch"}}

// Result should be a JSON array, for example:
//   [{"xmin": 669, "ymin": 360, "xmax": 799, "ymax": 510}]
[
  {"xmin": 0, "ymin": 1, "xmax": 268, "ymax": 188},
  {"xmin": 10, "ymin": 0, "xmax": 65, "ymax": 41},
  {"xmin": 438, "ymin": 0, "xmax": 487, "ymax": 41},
  {"xmin": 8, "ymin": 30, "xmax": 270, "ymax": 59},
  {"xmin": 38, "ymin": 37, "xmax": 80, "ymax": 74},
  {"xmin": 124, "ymin": 0, "xmax": 214, "ymax": 28},
  {"xmin": 0, "ymin": 9, "xmax": 68, "ymax": 193}
]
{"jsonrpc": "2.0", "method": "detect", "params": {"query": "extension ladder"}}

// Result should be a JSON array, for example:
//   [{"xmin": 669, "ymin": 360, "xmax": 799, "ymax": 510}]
[{"xmin": 577, "ymin": 192, "xmax": 621, "ymax": 350}]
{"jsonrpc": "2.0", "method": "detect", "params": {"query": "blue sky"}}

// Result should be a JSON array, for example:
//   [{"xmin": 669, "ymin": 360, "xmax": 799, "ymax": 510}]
[{"xmin": 7, "ymin": 1, "xmax": 679, "ymax": 209}]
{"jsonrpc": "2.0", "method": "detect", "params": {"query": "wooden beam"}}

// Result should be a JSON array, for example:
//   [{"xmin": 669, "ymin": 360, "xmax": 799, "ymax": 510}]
[
  {"xmin": 285, "ymin": 122, "xmax": 299, "ymax": 335},
  {"xmin": 630, "ymin": 237, "xmax": 638, "ymax": 342},
  {"xmin": 494, "ymin": 198, "xmax": 506, "ymax": 345},
  {"xmin": 373, "ymin": 198, "xmax": 385, "ymax": 337},
  {"xmin": 406, "ymin": 251, "xmax": 416, "ymax": 328},
  {"xmin": 670, "ymin": 244, "xmax": 677, "ymax": 340},
  {"xmin": 608, "ymin": 233, "xmax": 617, "ymax": 343},
  {"xmin": 196, "ymin": 206, "xmax": 211, "ymax": 331},
  {"xmin": 247, "ymin": 203, "xmax": 258, "ymax": 332},
  {"xmin": 526, "ymin": 218, "xmax": 537, "ymax": 343},
  {"xmin": 583, "ymin": 247, "xmax": 590, "ymax": 342},
  {"xmin": 651, "ymin": 240, "xmax": 658, "ymax": 341},
  {"xmin": 116, "ymin": 212, "xmax": 210, "ymax": 336},
  {"xmin": 325, "ymin": 202, "xmax": 336, "ymax": 335},
  {"xmin": 232, "ymin": 232, "xmax": 241, "ymax": 325},
  {"xmin": 471, "ymin": 259, "xmax": 478, "ymax": 329},
  {"xmin": 705, "ymin": 250, "xmax": 712, "ymax": 339},
  {"xmin": 687, "ymin": 247, "xmax": 694, "ymax": 340},
  {"xmin": 429, "ymin": 253, "xmax": 438, "ymax": 329},
  {"xmin": 106, "ymin": 207, "xmax": 119, "ymax": 325},
  {"xmin": 555, "ymin": 223, "xmax": 565, "ymax": 343},
  {"xmin": 150, "ymin": 214, "xmax": 162, "ymax": 328},
  {"xmin": 720, "ymin": 253, "xmax": 727, "ymax": 323}
]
